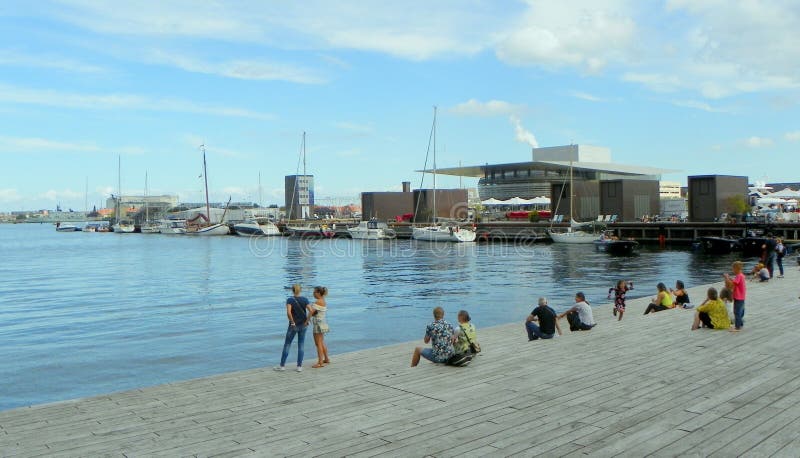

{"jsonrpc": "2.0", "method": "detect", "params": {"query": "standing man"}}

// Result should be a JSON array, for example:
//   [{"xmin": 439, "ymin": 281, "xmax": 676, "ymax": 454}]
[
  {"xmin": 525, "ymin": 297, "xmax": 562, "ymax": 341},
  {"xmin": 558, "ymin": 292, "xmax": 596, "ymax": 331},
  {"xmin": 411, "ymin": 307, "xmax": 455, "ymax": 367},
  {"xmin": 762, "ymin": 234, "xmax": 777, "ymax": 278}
]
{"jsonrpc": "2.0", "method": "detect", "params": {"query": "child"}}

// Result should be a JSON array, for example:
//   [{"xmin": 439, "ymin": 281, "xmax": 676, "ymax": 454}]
[
  {"xmin": 608, "ymin": 280, "xmax": 633, "ymax": 321},
  {"xmin": 724, "ymin": 261, "xmax": 747, "ymax": 331},
  {"xmin": 691, "ymin": 287, "xmax": 731, "ymax": 330}
]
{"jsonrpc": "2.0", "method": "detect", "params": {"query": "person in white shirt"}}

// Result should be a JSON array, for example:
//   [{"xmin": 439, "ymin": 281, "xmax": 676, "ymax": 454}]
[{"xmin": 557, "ymin": 292, "xmax": 596, "ymax": 331}]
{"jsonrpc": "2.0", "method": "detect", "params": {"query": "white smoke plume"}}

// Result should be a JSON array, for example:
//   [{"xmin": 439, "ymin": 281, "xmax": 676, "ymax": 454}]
[{"xmin": 510, "ymin": 115, "xmax": 539, "ymax": 148}]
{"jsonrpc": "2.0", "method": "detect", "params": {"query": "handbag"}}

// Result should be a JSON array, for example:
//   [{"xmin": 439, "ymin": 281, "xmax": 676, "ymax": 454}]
[{"xmin": 461, "ymin": 324, "xmax": 480, "ymax": 354}]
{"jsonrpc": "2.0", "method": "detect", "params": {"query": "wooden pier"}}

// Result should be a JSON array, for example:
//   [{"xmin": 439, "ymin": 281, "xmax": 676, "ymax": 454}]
[{"xmin": 2, "ymin": 269, "xmax": 800, "ymax": 456}]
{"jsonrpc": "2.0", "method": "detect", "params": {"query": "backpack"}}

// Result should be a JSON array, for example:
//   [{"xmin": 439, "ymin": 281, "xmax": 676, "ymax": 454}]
[{"xmin": 446, "ymin": 352, "xmax": 472, "ymax": 367}]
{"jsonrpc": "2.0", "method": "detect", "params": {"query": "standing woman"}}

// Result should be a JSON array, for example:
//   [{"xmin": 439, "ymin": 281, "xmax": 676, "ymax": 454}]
[
  {"xmin": 643, "ymin": 282, "xmax": 675, "ymax": 314},
  {"xmin": 275, "ymin": 284, "xmax": 312, "ymax": 372},
  {"xmin": 775, "ymin": 238, "xmax": 786, "ymax": 278},
  {"xmin": 311, "ymin": 286, "xmax": 331, "ymax": 368}
]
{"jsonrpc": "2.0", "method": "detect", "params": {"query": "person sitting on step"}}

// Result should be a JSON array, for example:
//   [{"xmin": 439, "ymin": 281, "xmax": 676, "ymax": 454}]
[
  {"xmin": 525, "ymin": 297, "xmax": 562, "ymax": 340},
  {"xmin": 557, "ymin": 292, "xmax": 595, "ymax": 331}
]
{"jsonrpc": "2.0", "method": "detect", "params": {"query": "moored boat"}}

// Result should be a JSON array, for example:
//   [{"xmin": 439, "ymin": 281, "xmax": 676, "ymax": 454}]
[
  {"xmin": 696, "ymin": 236, "xmax": 740, "ymax": 254},
  {"xmin": 159, "ymin": 219, "xmax": 187, "ymax": 235},
  {"xmin": 348, "ymin": 219, "xmax": 397, "ymax": 240},
  {"xmin": 55, "ymin": 223, "xmax": 81, "ymax": 232},
  {"xmin": 234, "ymin": 218, "xmax": 281, "ymax": 236},
  {"xmin": 739, "ymin": 236, "xmax": 768, "ymax": 258},
  {"xmin": 594, "ymin": 237, "xmax": 639, "ymax": 255},
  {"xmin": 287, "ymin": 224, "xmax": 336, "ymax": 238},
  {"xmin": 412, "ymin": 224, "xmax": 476, "ymax": 242}
]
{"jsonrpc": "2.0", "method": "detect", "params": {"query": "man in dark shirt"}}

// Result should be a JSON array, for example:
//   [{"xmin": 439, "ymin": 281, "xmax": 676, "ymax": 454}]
[
  {"xmin": 762, "ymin": 234, "xmax": 777, "ymax": 278},
  {"xmin": 525, "ymin": 297, "xmax": 562, "ymax": 341}
]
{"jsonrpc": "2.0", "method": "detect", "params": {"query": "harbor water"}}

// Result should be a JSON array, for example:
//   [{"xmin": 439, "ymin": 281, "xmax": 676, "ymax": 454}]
[{"xmin": 0, "ymin": 224, "xmax": 742, "ymax": 410}]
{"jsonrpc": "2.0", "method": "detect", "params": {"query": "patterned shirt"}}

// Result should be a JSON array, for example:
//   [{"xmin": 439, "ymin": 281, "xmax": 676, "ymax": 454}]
[{"xmin": 425, "ymin": 319, "xmax": 455, "ymax": 363}]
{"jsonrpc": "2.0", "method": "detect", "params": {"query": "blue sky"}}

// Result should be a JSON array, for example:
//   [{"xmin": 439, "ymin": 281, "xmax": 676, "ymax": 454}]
[{"xmin": 1, "ymin": 0, "xmax": 799, "ymax": 211}]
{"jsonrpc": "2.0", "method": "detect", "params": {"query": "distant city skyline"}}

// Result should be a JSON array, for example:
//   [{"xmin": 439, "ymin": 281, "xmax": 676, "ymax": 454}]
[{"xmin": 2, "ymin": 1, "xmax": 799, "ymax": 211}]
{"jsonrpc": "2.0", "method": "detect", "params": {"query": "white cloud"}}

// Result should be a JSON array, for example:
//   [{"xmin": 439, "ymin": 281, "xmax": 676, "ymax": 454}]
[
  {"xmin": 671, "ymin": 99, "xmax": 731, "ymax": 113},
  {"xmin": 743, "ymin": 136, "xmax": 774, "ymax": 148},
  {"xmin": 784, "ymin": 131, "xmax": 800, "ymax": 142},
  {"xmin": 509, "ymin": 115, "xmax": 539, "ymax": 148},
  {"xmin": 39, "ymin": 189, "xmax": 83, "ymax": 202},
  {"xmin": 450, "ymin": 99, "xmax": 524, "ymax": 117},
  {"xmin": 145, "ymin": 50, "xmax": 325, "ymax": 84},
  {"xmin": 0, "ymin": 135, "xmax": 146, "ymax": 155},
  {"xmin": 0, "ymin": 49, "xmax": 106, "ymax": 73},
  {"xmin": 495, "ymin": 0, "xmax": 637, "ymax": 74},
  {"xmin": 0, "ymin": 83, "xmax": 274, "ymax": 120},
  {"xmin": 569, "ymin": 91, "xmax": 606, "ymax": 102},
  {"xmin": 0, "ymin": 188, "xmax": 22, "ymax": 203}
]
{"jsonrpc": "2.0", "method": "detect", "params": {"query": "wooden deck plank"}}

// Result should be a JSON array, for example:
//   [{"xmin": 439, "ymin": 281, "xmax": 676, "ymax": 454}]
[{"xmin": 1, "ymin": 269, "xmax": 799, "ymax": 456}]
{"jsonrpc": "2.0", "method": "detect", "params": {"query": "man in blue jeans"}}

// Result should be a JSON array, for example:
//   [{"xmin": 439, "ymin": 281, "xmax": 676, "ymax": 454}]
[{"xmin": 525, "ymin": 297, "xmax": 562, "ymax": 340}]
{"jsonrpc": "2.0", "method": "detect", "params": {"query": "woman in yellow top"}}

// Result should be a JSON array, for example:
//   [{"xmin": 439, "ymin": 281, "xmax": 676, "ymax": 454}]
[
  {"xmin": 691, "ymin": 287, "xmax": 732, "ymax": 330},
  {"xmin": 643, "ymin": 282, "xmax": 674, "ymax": 314}
]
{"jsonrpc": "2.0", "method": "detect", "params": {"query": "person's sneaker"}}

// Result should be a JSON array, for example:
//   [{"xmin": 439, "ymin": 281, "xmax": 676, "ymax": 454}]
[
  {"xmin": 273, "ymin": 366, "xmax": 285, "ymax": 371},
  {"xmin": 778, "ymin": 275, "xmax": 784, "ymax": 278},
  {"xmin": 295, "ymin": 366, "xmax": 303, "ymax": 372}
]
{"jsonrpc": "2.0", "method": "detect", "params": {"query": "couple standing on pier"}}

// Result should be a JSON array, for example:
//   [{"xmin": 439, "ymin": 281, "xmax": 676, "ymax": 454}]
[{"xmin": 273, "ymin": 284, "xmax": 331, "ymax": 372}]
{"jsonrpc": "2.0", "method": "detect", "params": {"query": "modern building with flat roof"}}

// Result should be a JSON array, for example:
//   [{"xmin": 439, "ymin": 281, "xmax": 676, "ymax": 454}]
[
  {"xmin": 427, "ymin": 144, "xmax": 673, "ymax": 201},
  {"xmin": 285, "ymin": 175, "xmax": 314, "ymax": 220}
]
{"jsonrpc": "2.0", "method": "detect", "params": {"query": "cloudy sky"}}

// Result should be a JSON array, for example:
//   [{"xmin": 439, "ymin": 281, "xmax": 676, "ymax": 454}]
[{"xmin": 1, "ymin": 0, "xmax": 799, "ymax": 211}]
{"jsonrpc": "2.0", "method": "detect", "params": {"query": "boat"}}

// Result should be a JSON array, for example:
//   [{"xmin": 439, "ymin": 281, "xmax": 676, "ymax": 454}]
[
  {"xmin": 348, "ymin": 219, "xmax": 397, "ymax": 240},
  {"xmin": 287, "ymin": 223, "xmax": 336, "ymax": 238},
  {"xmin": 140, "ymin": 172, "xmax": 161, "ymax": 234},
  {"xmin": 55, "ymin": 223, "xmax": 81, "ymax": 232},
  {"xmin": 739, "ymin": 235, "xmax": 768, "ymax": 258},
  {"xmin": 696, "ymin": 236, "xmax": 740, "ymax": 254},
  {"xmin": 183, "ymin": 146, "xmax": 231, "ymax": 236},
  {"xmin": 411, "ymin": 107, "xmax": 477, "ymax": 243},
  {"xmin": 159, "ymin": 219, "xmax": 187, "ymax": 235},
  {"xmin": 112, "ymin": 156, "xmax": 136, "ymax": 233},
  {"xmin": 234, "ymin": 218, "xmax": 281, "ymax": 236},
  {"xmin": 82, "ymin": 225, "xmax": 96, "ymax": 233},
  {"xmin": 547, "ymin": 162, "xmax": 598, "ymax": 244},
  {"xmin": 594, "ymin": 235, "xmax": 639, "ymax": 255}
]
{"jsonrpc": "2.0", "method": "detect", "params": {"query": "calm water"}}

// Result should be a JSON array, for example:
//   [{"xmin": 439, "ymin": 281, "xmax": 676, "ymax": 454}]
[{"xmin": 0, "ymin": 224, "xmax": 738, "ymax": 410}]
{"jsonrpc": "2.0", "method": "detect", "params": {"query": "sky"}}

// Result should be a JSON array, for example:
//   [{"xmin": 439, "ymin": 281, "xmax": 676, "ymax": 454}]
[{"xmin": 1, "ymin": 0, "xmax": 799, "ymax": 211}]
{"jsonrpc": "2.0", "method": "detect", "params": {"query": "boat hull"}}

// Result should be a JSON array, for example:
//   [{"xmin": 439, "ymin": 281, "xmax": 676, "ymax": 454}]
[
  {"xmin": 288, "ymin": 227, "xmax": 336, "ymax": 238},
  {"xmin": 548, "ymin": 230, "xmax": 597, "ymax": 244},
  {"xmin": 185, "ymin": 223, "xmax": 230, "ymax": 236},
  {"xmin": 412, "ymin": 226, "xmax": 477, "ymax": 242},
  {"xmin": 697, "ymin": 236, "xmax": 740, "ymax": 254},
  {"xmin": 234, "ymin": 221, "xmax": 281, "ymax": 236},
  {"xmin": 739, "ymin": 236, "xmax": 767, "ymax": 258},
  {"xmin": 113, "ymin": 223, "xmax": 136, "ymax": 233},
  {"xmin": 56, "ymin": 225, "xmax": 81, "ymax": 232},
  {"xmin": 595, "ymin": 239, "xmax": 639, "ymax": 255}
]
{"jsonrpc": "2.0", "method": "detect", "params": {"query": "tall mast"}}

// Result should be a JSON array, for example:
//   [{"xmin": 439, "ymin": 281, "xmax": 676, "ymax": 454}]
[
  {"xmin": 144, "ymin": 172, "xmax": 149, "ymax": 222},
  {"xmin": 432, "ymin": 106, "xmax": 437, "ymax": 223},
  {"xmin": 258, "ymin": 171, "xmax": 262, "ymax": 207},
  {"xmin": 202, "ymin": 144, "xmax": 210, "ymax": 223},
  {"xmin": 569, "ymin": 160, "xmax": 574, "ymax": 224},
  {"xmin": 302, "ymin": 132, "xmax": 306, "ymax": 177},
  {"xmin": 117, "ymin": 155, "xmax": 121, "ymax": 223}
]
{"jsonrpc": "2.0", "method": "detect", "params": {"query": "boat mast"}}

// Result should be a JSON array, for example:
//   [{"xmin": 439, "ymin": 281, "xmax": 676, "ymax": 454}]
[
  {"xmin": 432, "ymin": 106, "xmax": 437, "ymax": 223},
  {"xmin": 117, "ymin": 155, "xmax": 121, "ymax": 224},
  {"xmin": 258, "ymin": 171, "xmax": 262, "ymax": 207},
  {"xmin": 201, "ymin": 144, "xmax": 210, "ymax": 223},
  {"xmin": 145, "ymin": 171, "xmax": 149, "ymax": 222}
]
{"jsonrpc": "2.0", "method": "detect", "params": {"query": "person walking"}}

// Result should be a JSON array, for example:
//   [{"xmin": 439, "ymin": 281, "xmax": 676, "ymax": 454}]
[
  {"xmin": 275, "ymin": 284, "xmax": 313, "ymax": 372},
  {"xmin": 775, "ymin": 238, "xmax": 786, "ymax": 278},
  {"xmin": 310, "ymin": 286, "xmax": 330, "ymax": 368},
  {"xmin": 724, "ymin": 261, "xmax": 747, "ymax": 331}
]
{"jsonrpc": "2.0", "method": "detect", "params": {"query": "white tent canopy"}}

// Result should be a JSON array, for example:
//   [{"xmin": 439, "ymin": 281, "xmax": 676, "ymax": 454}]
[
  {"xmin": 768, "ymin": 188, "xmax": 800, "ymax": 198},
  {"xmin": 757, "ymin": 197, "xmax": 798, "ymax": 206},
  {"xmin": 481, "ymin": 196, "xmax": 551, "ymax": 206},
  {"xmin": 504, "ymin": 196, "xmax": 531, "ymax": 205},
  {"xmin": 481, "ymin": 198, "xmax": 505, "ymax": 206}
]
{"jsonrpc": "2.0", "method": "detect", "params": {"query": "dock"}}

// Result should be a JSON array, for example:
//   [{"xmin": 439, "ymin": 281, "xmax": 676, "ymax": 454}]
[{"xmin": 2, "ymin": 268, "xmax": 800, "ymax": 456}]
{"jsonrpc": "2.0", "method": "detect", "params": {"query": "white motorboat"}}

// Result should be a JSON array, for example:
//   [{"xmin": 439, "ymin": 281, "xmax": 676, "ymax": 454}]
[
  {"xmin": 55, "ymin": 224, "xmax": 81, "ymax": 232},
  {"xmin": 412, "ymin": 224, "xmax": 476, "ymax": 242},
  {"xmin": 234, "ymin": 218, "xmax": 280, "ymax": 236},
  {"xmin": 348, "ymin": 219, "xmax": 396, "ymax": 240},
  {"xmin": 411, "ymin": 107, "xmax": 477, "ymax": 243},
  {"xmin": 159, "ymin": 219, "xmax": 187, "ymax": 234}
]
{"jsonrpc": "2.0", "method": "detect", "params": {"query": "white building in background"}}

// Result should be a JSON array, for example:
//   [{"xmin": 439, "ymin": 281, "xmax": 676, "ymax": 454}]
[
  {"xmin": 659, "ymin": 181, "xmax": 682, "ymax": 199},
  {"xmin": 105, "ymin": 195, "xmax": 180, "ymax": 213}
]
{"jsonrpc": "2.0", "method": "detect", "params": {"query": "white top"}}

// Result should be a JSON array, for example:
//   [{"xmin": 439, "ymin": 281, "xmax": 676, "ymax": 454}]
[{"xmin": 574, "ymin": 301, "xmax": 595, "ymax": 326}]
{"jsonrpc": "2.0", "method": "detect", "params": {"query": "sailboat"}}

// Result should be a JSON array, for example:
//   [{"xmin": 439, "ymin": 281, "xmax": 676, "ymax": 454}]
[
  {"xmin": 411, "ymin": 107, "xmax": 476, "ymax": 243},
  {"xmin": 184, "ymin": 145, "xmax": 231, "ymax": 236},
  {"xmin": 547, "ymin": 161, "xmax": 598, "ymax": 244},
  {"xmin": 233, "ymin": 172, "xmax": 280, "ymax": 236},
  {"xmin": 140, "ymin": 172, "xmax": 161, "ymax": 233},
  {"xmin": 112, "ymin": 155, "xmax": 136, "ymax": 233}
]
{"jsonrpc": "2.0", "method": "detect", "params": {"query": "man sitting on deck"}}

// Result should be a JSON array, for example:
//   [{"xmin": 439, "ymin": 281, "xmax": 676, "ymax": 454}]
[
  {"xmin": 411, "ymin": 307, "xmax": 455, "ymax": 367},
  {"xmin": 525, "ymin": 297, "xmax": 562, "ymax": 341},
  {"xmin": 557, "ymin": 292, "xmax": 596, "ymax": 331}
]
